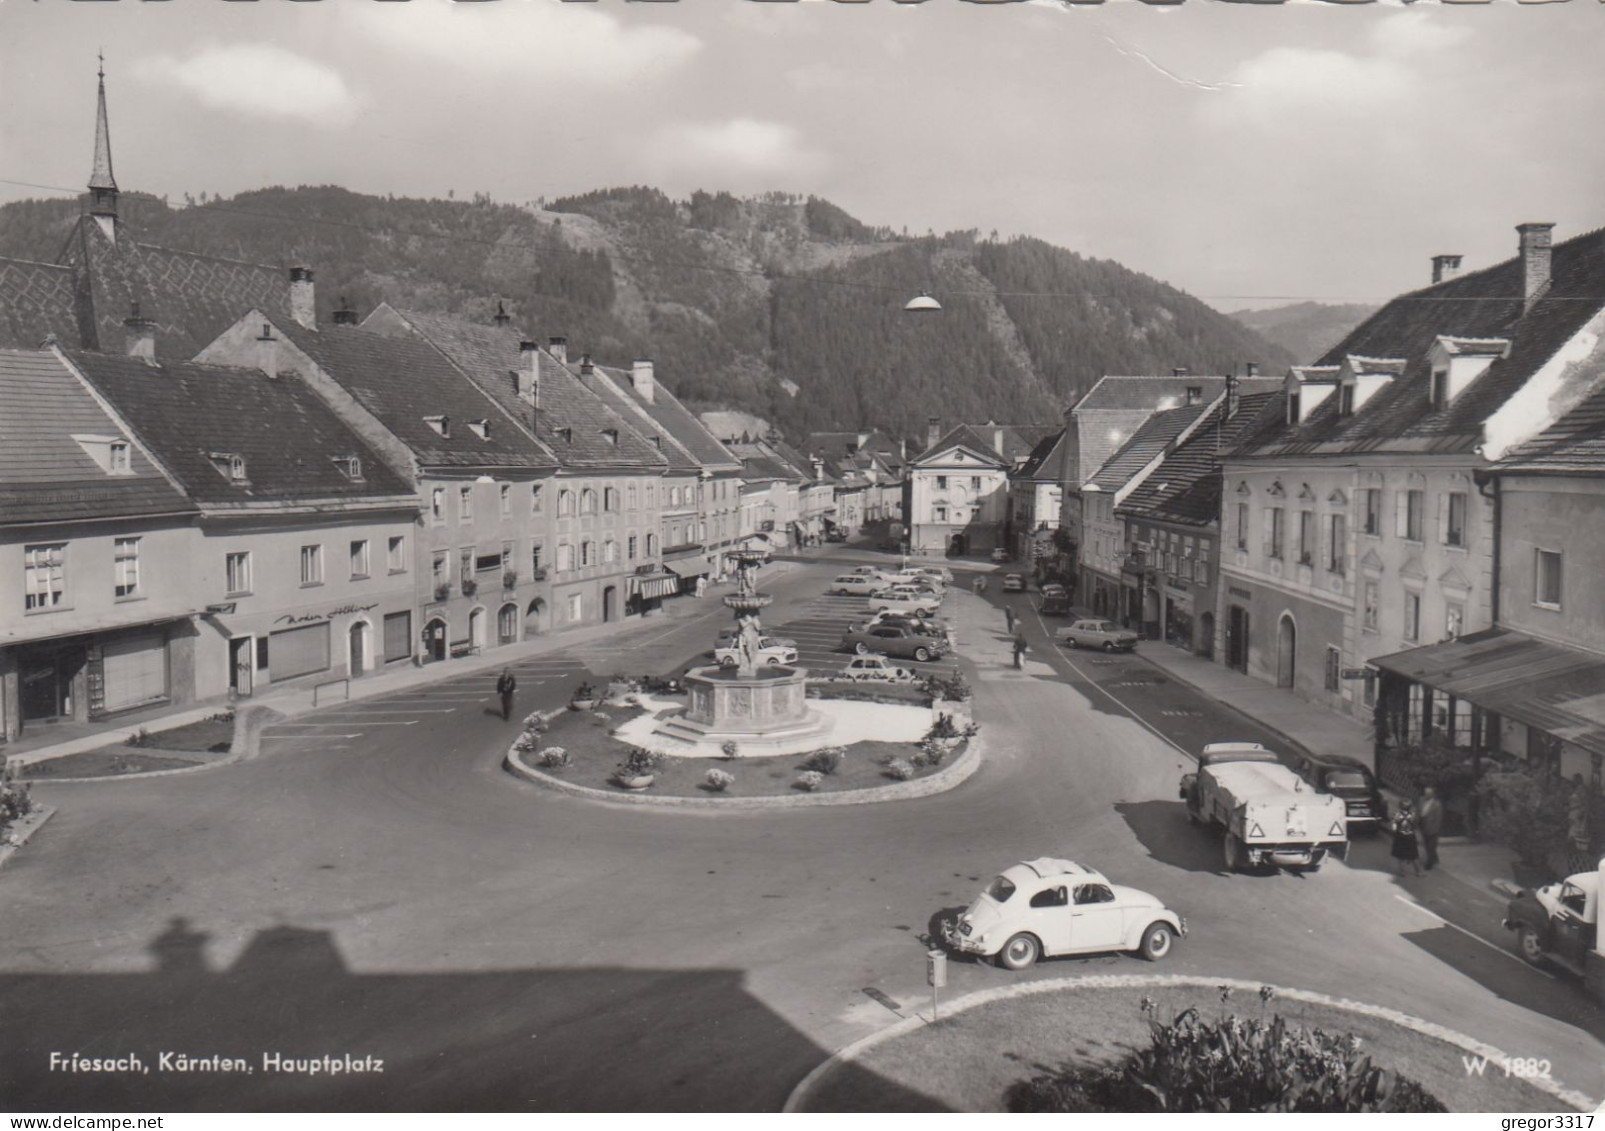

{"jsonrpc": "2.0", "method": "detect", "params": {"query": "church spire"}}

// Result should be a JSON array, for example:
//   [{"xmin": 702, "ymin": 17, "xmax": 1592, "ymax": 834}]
[{"xmin": 88, "ymin": 54, "xmax": 119, "ymax": 231}]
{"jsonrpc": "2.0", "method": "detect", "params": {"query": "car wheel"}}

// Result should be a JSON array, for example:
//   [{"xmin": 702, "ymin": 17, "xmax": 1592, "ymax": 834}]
[
  {"xmin": 918, "ymin": 608, "xmax": 932, "ymax": 618},
  {"xmin": 1138, "ymin": 922, "xmax": 1174, "ymax": 961},
  {"xmin": 719, "ymin": 656, "xmax": 737, "ymax": 668},
  {"xmin": 1103, "ymin": 641, "xmax": 1117, "ymax": 653},
  {"xmin": 914, "ymin": 647, "xmax": 931, "ymax": 663},
  {"xmin": 1223, "ymin": 833, "xmax": 1246, "ymax": 872},
  {"xmin": 1518, "ymin": 925, "xmax": 1547, "ymax": 966},
  {"xmin": 766, "ymin": 657, "xmax": 782, "ymax": 666},
  {"xmin": 855, "ymin": 642, "xmax": 870, "ymax": 655},
  {"xmin": 997, "ymin": 932, "xmax": 1041, "ymax": 971}
]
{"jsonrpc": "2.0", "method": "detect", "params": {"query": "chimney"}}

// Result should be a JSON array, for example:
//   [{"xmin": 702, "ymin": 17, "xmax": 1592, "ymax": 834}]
[
  {"xmin": 1225, "ymin": 372, "xmax": 1240, "ymax": 419},
  {"xmin": 255, "ymin": 322, "xmax": 279, "ymax": 380},
  {"xmin": 1431, "ymin": 254, "xmax": 1463, "ymax": 285},
  {"xmin": 123, "ymin": 302, "xmax": 156, "ymax": 362},
  {"xmin": 1185, "ymin": 385, "xmax": 1202, "ymax": 406},
  {"xmin": 1517, "ymin": 222, "xmax": 1555, "ymax": 312},
  {"xmin": 856, "ymin": 431, "xmax": 871, "ymax": 449},
  {"xmin": 517, "ymin": 340, "xmax": 538, "ymax": 400},
  {"xmin": 993, "ymin": 425, "xmax": 1005, "ymax": 455},
  {"xmin": 579, "ymin": 354, "xmax": 594, "ymax": 378},
  {"xmin": 288, "ymin": 267, "xmax": 316, "ymax": 330},
  {"xmin": 331, "ymin": 296, "xmax": 359, "ymax": 326},
  {"xmin": 493, "ymin": 301, "xmax": 511, "ymax": 330},
  {"xmin": 926, "ymin": 417, "xmax": 941, "ymax": 452},
  {"xmin": 1246, "ymin": 362, "xmax": 1258, "ymax": 378},
  {"xmin": 548, "ymin": 336, "xmax": 567, "ymax": 364},
  {"xmin": 631, "ymin": 358, "xmax": 656, "ymax": 404}
]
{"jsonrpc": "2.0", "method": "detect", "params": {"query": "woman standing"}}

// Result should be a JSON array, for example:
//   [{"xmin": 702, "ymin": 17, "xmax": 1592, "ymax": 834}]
[{"xmin": 1391, "ymin": 799, "xmax": 1422, "ymax": 876}]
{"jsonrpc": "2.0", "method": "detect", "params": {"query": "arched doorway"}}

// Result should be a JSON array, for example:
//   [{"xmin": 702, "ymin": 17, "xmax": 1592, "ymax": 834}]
[
  {"xmin": 1277, "ymin": 614, "xmax": 1297, "ymax": 688},
  {"xmin": 468, "ymin": 607, "xmax": 487, "ymax": 653},
  {"xmin": 602, "ymin": 585, "xmax": 617, "ymax": 623},
  {"xmin": 423, "ymin": 617, "xmax": 447, "ymax": 663},
  {"xmin": 949, "ymin": 533, "xmax": 967, "ymax": 557},
  {"xmin": 1197, "ymin": 611, "xmax": 1215, "ymax": 660},
  {"xmin": 348, "ymin": 620, "xmax": 370, "ymax": 678},
  {"xmin": 524, "ymin": 597, "xmax": 546, "ymax": 636},
  {"xmin": 497, "ymin": 603, "xmax": 519, "ymax": 646}
]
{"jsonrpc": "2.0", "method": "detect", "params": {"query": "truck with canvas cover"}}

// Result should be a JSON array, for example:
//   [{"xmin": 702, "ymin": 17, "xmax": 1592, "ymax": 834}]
[{"xmin": 1180, "ymin": 743, "xmax": 1348, "ymax": 872}]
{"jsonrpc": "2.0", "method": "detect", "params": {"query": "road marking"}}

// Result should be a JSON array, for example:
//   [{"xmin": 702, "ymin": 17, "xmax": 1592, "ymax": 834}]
[
  {"xmin": 262, "ymin": 733, "xmax": 361, "ymax": 740},
  {"xmin": 1392, "ymin": 895, "xmax": 1557, "ymax": 978},
  {"xmin": 324, "ymin": 707, "xmax": 457, "ymax": 714},
  {"xmin": 292, "ymin": 719, "xmax": 419, "ymax": 727},
  {"xmin": 1160, "ymin": 709, "xmax": 1205, "ymax": 718}
]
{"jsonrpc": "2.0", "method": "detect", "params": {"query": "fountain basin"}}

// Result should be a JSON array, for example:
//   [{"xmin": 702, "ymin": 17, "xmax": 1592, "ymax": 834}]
[{"xmin": 653, "ymin": 663, "xmax": 834, "ymax": 753}]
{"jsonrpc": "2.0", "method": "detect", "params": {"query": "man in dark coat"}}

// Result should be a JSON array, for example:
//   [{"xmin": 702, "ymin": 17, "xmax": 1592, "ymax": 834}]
[
  {"xmin": 1012, "ymin": 632, "xmax": 1028, "ymax": 670},
  {"xmin": 496, "ymin": 668, "xmax": 517, "ymax": 721},
  {"xmin": 1418, "ymin": 785, "xmax": 1444, "ymax": 871}
]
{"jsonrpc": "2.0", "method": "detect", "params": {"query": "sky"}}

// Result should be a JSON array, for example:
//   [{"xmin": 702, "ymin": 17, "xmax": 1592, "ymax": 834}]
[{"xmin": 1, "ymin": 0, "xmax": 1602, "ymax": 313}]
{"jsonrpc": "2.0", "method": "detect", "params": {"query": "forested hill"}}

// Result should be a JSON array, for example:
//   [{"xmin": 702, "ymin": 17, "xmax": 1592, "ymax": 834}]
[
  {"xmin": 0, "ymin": 185, "xmax": 1292, "ymax": 439},
  {"xmin": 1229, "ymin": 301, "xmax": 1377, "ymax": 366}
]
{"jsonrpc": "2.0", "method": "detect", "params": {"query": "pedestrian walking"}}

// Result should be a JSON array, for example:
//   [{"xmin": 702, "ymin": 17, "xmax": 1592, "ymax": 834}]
[
  {"xmin": 1012, "ymin": 631, "xmax": 1028, "ymax": 670},
  {"xmin": 1005, "ymin": 605, "xmax": 1015, "ymax": 633},
  {"xmin": 1391, "ymin": 800, "xmax": 1422, "ymax": 876},
  {"xmin": 496, "ymin": 667, "xmax": 517, "ymax": 721},
  {"xmin": 1418, "ymin": 785, "xmax": 1444, "ymax": 871}
]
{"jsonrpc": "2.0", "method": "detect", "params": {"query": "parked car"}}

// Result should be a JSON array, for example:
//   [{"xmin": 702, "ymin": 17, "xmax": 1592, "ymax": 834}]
[
  {"xmin": 990, "ymin": 548, "xmax": 1011, "ymax": 563},
  {"xmin": 888, "ymin": 582, "xmax": 944, "ymax": 603},
  {"xmin": 713, "ymin": 637, "xmax": 798, "ymax": 667},
  {"xmin": 943, "ymin": 857, "xmax": 1186, "ymax": 970},
  {"xmin": 1057, "ymin": 618, "xmax": 1139, "ymax": 652},
  {"xmin": 839, "ymin": 654, "xmax": 918, "ymax": 683},
  {"xmin": 849, "ymin": 565, "xmax": 898, "ymax": 580},
  {"xmin": 868, "ymin": 592, "xmax": 940, "ymax": 617},
  {"xmin": 714, "ymin": 628, "xmax": 797, "ymax": 650},
  {"xmin": 841, "ymin": 623, "xmax": 948, "ymax": 662},
  {"xmin": 913, "ymin": 566, "xmax": 954, "ymax": 585},
  {"xmin": 828, "ymin": 574, "xmax": 894, "ymax": 597},
  {"xmin": 1039, "ymin": 583, "xmax": 1071, "ymax": 617},
  {"xmin": 1287, "ymin": 751, "xmax": 1389, "ymax": 832},
  {"xmin": 1001, "ymin": 573, "xmax": 1027, "ymax": 593},
  {"xmin": 859, "ymin": 611, "xmax": 954, "ymax": 644},
  {"xmin": 1504, "ymin": 866, "xmax": 1600, "ymax": 976},
  {"xmin": 825, "ymin": 529, "xmax": 848, "ymax": 543}
]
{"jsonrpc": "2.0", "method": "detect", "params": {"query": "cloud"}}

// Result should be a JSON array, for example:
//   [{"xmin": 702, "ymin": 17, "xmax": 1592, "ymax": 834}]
[
  {"xmin": 136, "ymin": 45, "xmax": 356, "ymax": 126},
  {"xmin": 646, "ymin": 118, "xmax": 827, "ymax": 182},
  {"xmin": 358, "ymin": 1, "xmax": 700, "ymax": 84}
]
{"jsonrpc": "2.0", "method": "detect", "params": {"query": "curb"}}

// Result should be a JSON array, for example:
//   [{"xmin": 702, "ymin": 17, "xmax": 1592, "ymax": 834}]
[
  {"xmin": 505, "ymin": 730, "xmax": 985, "ymax": 810},
  {"xmin": 783, "ymin": 973, "xmax": 1598, "ymax": 1114},
  {"xmin": 0, "ymin": 804, "xmax": 57, "ymax": 871},
  {"xmin": 1127, "ymin": 650, "xmax": 1319, "ymax": 763},
  {"xmin": 12, "ymin": 706, "xmax": 284, "ymax": 786}
]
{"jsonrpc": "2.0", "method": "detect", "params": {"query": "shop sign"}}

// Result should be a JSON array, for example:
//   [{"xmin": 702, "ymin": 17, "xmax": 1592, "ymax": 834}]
[
  {"xmin": 1228, "ymin": 586, "xmax": 1252, "ymax": 600},
  {"xmin": 274, "ymin": 602, "xmax": 380, "ymax": 627}
]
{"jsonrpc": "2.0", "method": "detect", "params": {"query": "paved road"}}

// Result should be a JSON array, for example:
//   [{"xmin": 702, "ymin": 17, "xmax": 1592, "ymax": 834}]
[{"xmin": 1, "ymin": 547, "xmax": 1600, "ymax": 1112}]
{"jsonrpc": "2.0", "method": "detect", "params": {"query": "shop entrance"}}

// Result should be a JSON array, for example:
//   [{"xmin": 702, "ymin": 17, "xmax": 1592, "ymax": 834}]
[
  {"xmin": 20, "ymin": 656, "xmax": 68, "ymax": 721},
  {"xmin": 424, "ymin": 618, "xmax": 448, "ymax": 663},
  {"xmin": 1227, "ymin": 605, "xmax": 1250, "ymax": 674},
  {"xmin": 229, "ymin": 637, "xmax": 254, "ymax": 697},
  {"xmin": 348, "ymin": 621, "xmax": 369, "ymax": 678}
]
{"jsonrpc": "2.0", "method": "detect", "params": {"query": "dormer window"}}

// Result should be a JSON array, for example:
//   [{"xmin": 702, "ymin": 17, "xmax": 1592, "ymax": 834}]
[
  {"xmin": 109, "ymin": 441, "xmax": 130, "ymax": 474},
  {"xmin": 1185, "ymin": 386, "xmax": 1202, "ymax": 406},
  {"xmin": 425, "ymin": 415, "xmax": 451, "ymax": 438},
  {"xmin": 1287, "ymin": 392, "xmax": 1300, "ymax": 424},
  {"xmin": 73, "ymin": 434, "xmax": 135, "ymax": 476},
  {"xmin": 332, "ymin": 455, "xmax": 363, "ymax": 481},
  {"xmin": 555, "ymin": 427, "xmax": 573, "ymax": 444},
  {"xmin": 468, "ymin": 419, "xmax": 490, "ymax": 440},
  {"xmin": 601, "ymin": 429, "xmax": 619, "ymax": 445},
  {"xmin": 209, "ymin": 452, "xmax": 247, "ymax": 482},
  {"xmin": 1338, "ymin": 384, "xmax": 1355, "ymax": 416},
  {"xmin": 1430, "ymin": 370, "xmax": 1448, "ymax": 407}
]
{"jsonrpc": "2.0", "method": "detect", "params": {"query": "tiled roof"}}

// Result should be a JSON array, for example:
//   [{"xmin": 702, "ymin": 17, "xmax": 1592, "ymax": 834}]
[
  {"xmin": 375, "ymin": 310, "xmax": 664, "ymax": 473},
  {"xmin": 276, "ymin": 316, "xmax": 557, "ymax": 470},
  {"xmin": 0, "ymin": 348, "xmax": 195, "ymax": 525},
  {"xmin": 1015, "ymin": 429, "xmax": 1067, "ymax": 481},
  {"xmin": 0, "ymin": 258, "xmax": 81, "ymax": 351},
  {"xmin": 1117, "ymin": 394, "xmax": 1285, "ymax": 526},
  {"xmin": 581, "ymin": 366, "xmax": 698, "ymax": 474},
  {"xmin": 1075, "ymin": 376, "xmax": 1229, "ymax": 413},
  {"xmin": 727, "ymin": 442, "xmax": 799, "ymax": 482},
  {"xmin": 802, "ymin": 430, "xmax": 906, "ymax": 470},
  {"xmin": 1087, "ymin": 402, "xmax": 1212, "ymax": 492},
  {"xmin": 67, "ymin": 350, "xmax": 414, "ymax": 506},
  {"xmin": 1237, "ymin": 226, "xmax": 1605, "ymax": 459},
  {"xmin": 592, "ymin": 365, "xmax": 740, "ymax": 472},
  {"xmin": 1496, "ymin": 382, "xmax": 1605, "ymax": 473},
  {"xmin": 910, "ymin": 425, "xmax": 1011, "ymax": 468}
]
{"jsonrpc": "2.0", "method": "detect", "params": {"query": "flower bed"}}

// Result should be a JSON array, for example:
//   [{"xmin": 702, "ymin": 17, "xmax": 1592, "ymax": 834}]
[
  {"xmin": 20, "ymin": 712, "xmax": 236, "ymax": 780},
  {"xmin": 524, "ymin": 702, "xmax": 967, "ymax": 798}
]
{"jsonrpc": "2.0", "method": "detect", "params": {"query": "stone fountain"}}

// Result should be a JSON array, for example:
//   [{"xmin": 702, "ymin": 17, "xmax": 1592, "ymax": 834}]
[{"xmin": 654, "ymin": 548, "xmax": 832, "ymax": 753}]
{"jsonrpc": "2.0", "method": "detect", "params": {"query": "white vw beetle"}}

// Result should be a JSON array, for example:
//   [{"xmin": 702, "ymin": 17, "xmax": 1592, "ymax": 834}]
[{"xmin": 943, "ymin": 858, "xmax": 1185, "ymax": 970}]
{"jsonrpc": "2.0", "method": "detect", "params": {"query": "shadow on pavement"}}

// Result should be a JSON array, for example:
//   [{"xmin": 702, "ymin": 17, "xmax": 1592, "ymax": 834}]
[
  {"xmin": 1115, "ymin": 800, "xmax": 1225, "ymax": 875},
  {"xmin": 0, "ymin": 917, "xmax": 940, "ymax": 1113},
  {"xmin": 1400, "ymin": 925, "xmax": 1605, "ymax": 1046}
]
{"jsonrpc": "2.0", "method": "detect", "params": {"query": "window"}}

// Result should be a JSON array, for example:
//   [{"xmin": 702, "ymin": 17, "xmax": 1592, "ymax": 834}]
[
  {"xmin": 500, "ymin": 484, "xmax": 511, "ymax": 515},
  {"xmin": 1446, "ymin": 603, "xmax": 1464, "ymax": 639},
  {"xmin": 300, "ymin": 544, "xmax": 324, "ymax": 586},
  {"xmin": 475, "ymin": 552, "xmax": 503, "ymax": 574},
  {"xmin": 627, "ymin": 484, "xmax": 638, "ymax": 510},
  {"xmin": 1298, "ymin": 510, "xmax": 1314, "ymax": 565},
  {"xmin": 604, "ymin": 487, "xmax": 619, "ymax": 512},
  {"xmin": 459, "ymin": 548, "xmax": 474, "ymax": 583},
  {"xmin": 668, "ymin": 486, "xmax": 680, "ymax": 507},
  {"xmin": 604, "ymin": 540, "xmax": 617, "ymax": 564},
  {"xmin": 1403, "ymin": 591, "xmax": 1421, "ymax": 642},
  {"xmin": 1363, "ymin": 582, "xmax": 1379, "ymax": 632},
  {"xmin": 1327, "ymin": 514, "xmax": 1346, "ymax": 574},
  {"xmin": 1363, "ymin": 488, "xmax": 1381, "ymax": 535},
  {"xmin": 1235, "ymin": 503, "xmax": 1248, "ymax": 551},
  {"xmin": 332, "ymin": 455, "xmax": 362, "ymax": 481},
  {"xmin": 226, "ymin": 551, "xmax": 252, "ymax": 596},
  {"xmin": 431, "ymin": 487, "xmax": 445, "ymax": 523},
  {"xmin": 581, "ymin": 489, "xmax": 597, "ymax": 514},
  {"xmin": 432, "ymin": 550, "xmax": 449, "ymax": 589},
  {"xmin": 601, "ymin": 428, "xmax": 618, "ymax": 446},
  {"xmin": 459, "ymin": 485, "xmax": 474, "ymax": 521},
  {"xmin": 531, "ymin": 484, "xmax": 544, "ymax": 514},
  {"xmin": 557, "ymin": 489, "xmax": 574, "ymax": 517},
  {"xmin": 934, "ymin": 506, "xmax": 948, "ymax": 523},
  {"xmin": 1287, "ymin": 392, "xmax": 1301, "ymax": 424},
  {"xmin": 468, "ymin": 419, "xmax": 491, "ymax": 440},
  {"xmin": 1267, "ymin": 507, "xmax": 1285, "ymax": 560},
  {"xmin": 1444, "ymin": 492, "xmax": 1467, "ymax": 547},
  {"xmin": 424, "ymin": 415, "xmax": 450, "ymax": 437},
  {"xmin": 109, "ymin": 441, "xmax": 130, "ymax": 474},
  {"xmin": 935, "ymin": 475, "xmax": 948, "ymax": 490},
  {"xmin": 971, "ymin": 476, "xmax": 982, "ymax": 492},
  {"xmin": 581, "ymin": 541, "xmax": 594, "ymax": 567},
  {"xmin": 114, "ymin": 537, "xmax": 140, "ymax": 598},
  {"xmin": 567, "ymin": 592, "xmax": 583, "ymax": 623},
  {"xmin": 646, "ymin": 533, "xmax": 658, "ymax": 557},
  {"xmin": 1073, "ymin": 884, "xmax": 1114, "ymax": 905},
  {"xmin": 349, "ymin": 539, "xmax": 370, "ymax": 579},
  {"xmin": 1338, "ymin": 383, "xmax": 1355, "ymax": 416},
  {"xmin": 1398, "ymin": 489, "xmax": 1424, "ymax": 541},
  {"xmin": 1193, "ymin": 559, "xmax": 1209, "ymax": 586},
  {"xmin": 1029, "ymin": 886, "xmax": 1068, "ymax": 909},
  {"xmin": 388, "ymin": 536, "xmax": 406, "ymax": 573},
  {"xmin": 1430, "ymin": 370, "xmax": 1448, "ymax": 406},
  {"xmin": 1325, "ymin": 647, "xmax": 1341, "ymax": 692},
  {"xmin": 209, "ymin": 452, "xmax": 247, "ymax": 482},
  {"xmin": 1536, "ymin": 549, "xmax": 1562, "ymax": 608},
  {"xmin": 530, "ymin": 544, "xmax": 543, "ymax": 573}
]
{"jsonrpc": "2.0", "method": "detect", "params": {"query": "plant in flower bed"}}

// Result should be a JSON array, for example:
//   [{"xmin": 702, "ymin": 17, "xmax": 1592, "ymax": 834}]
[
  {"xmin": 720, "ymin": 740, "xmax": 739, "ymax": 761},
  {"xmin": 1, "ymin": 765, "xmax": 34, "ymax": 840},
  {"xmin": 798, "ymin": 747, "xmax": 846, "ymax": 776},
  {"xmin": 1006, "ymin": 999, "xmax": 1445, "ymax": 1114},
  {"xmin": 794, "ymin": 770, "xmax": 825, "ymax": 792},
  {"xmin": 612, "ymin": 747, "xmax": 664, "ymax": 785},
  {"xmin": 704, "ymin": 768, "xmax": 734, "ymax": 792},
  {"xmin": 885, "ymin": 758, "xmax": 917, "ymax": 781},
  {"xmin": 537, "ymin": 746, "xmax": 571, "ymax": 769}
]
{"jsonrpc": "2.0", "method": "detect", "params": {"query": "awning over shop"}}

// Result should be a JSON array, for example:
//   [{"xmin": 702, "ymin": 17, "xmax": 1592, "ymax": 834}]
[
  {"xmin": 633, "ymin": 573, "xmax": 680, "ymax": 600},
  {"xmin": 1370, "ymin": 629, "xmax": 1605, "ymax": 756},
  {"xmin": 662, "ymin": 546, "xmax": 707, "ymax": 567}
]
